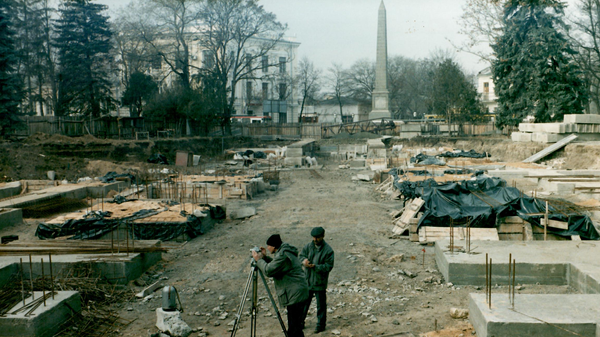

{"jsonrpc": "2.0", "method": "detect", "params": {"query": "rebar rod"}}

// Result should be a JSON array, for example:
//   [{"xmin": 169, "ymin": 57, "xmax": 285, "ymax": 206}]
[
  {"xmin": 485, "ymin": 253, "xmax": 488, "ymax": 304},
  {"xmin": 512, "ymin": 259, "xmax": 516, "ymax": 308},
  {"xmin": 489, "ymin": 258, "xmax": 492, "ymax": 309},
  {"xmin": 508, "ymin": 253, "xmax": 512, "ymax": 300},
  {"xmin": 29, "ymin": 254, "xmax": 34, "ymax": 300},
  {"xmin": 41, "ymin": 258, "xmax": 46, "ymax": 306},
  {"xmin": 49, "ymin": 253, "xmax": 54, "ymax": 300},
  {"xmin": 20, "ymin": 258, "xmax": 25, "ymax": 305}
]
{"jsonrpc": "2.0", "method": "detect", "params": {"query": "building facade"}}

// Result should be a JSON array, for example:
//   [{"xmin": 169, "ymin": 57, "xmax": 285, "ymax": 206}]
[{"xmin": 476, "ymin": 67, "xmax": 498, "ymax": 114}]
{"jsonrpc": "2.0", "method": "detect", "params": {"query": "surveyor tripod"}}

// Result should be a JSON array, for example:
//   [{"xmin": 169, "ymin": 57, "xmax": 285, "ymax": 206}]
[{"xmin": 230, "ymin": 260, "xmax": 289, "ymax": 337}]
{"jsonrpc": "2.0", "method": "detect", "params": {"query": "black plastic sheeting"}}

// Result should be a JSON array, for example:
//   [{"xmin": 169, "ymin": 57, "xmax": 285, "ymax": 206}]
[
  {"xmin": 35, "ymin": 204, "xmax": 227, "ymax": 241},
  {"xmin": 438, "ymin": 150, "xmax": 491, "ymax": 159},
  {"xmin": 410, "ymin": 154, "xmax": 445, "ymax": 166},
  {"xmin": 393, "ymin": 176, "xmax": 599, "ymax": 240},
  {"xmin": 148, "ymin": 153, "xmax": 169, "ymax": 165},
  {"xmin": 99, "ymin": 172, "xmax": 136, "ymax": 184}
]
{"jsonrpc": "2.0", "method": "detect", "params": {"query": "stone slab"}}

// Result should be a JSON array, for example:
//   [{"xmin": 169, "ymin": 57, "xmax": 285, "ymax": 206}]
[
  {"xmin": 469, "ymin": 293, "xmax": 600, "ymax": 337},
  {"xmin": 564, "ymin": 114, "xmax": 600, "ymax": 124},
  {"xmin": 0, "ymin": 208, "xmax": 23, "ymax": 229},
  {"xmin": 511, "ymin": 132, "xmax": 532, "ymax": 142},
  {"xmin": 0, "ymin": 291, "xmax": 81, "ymax": 337},
  {"xmin": 531, "ymin": 132, "xmax": 563, "ymax": 143},
  {"xmin": 0, "ymin": 181, "xmax": 21, "ymax": 199},
  {"xmin": 434, "ymin": 240, "xmax": 600, "ymax": 292}
]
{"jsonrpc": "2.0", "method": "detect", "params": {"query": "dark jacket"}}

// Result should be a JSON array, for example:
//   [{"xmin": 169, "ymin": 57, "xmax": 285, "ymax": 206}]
[
  {"xmin": 256, "ymin": 242, "xmax": 309, "ymax": 307},
  {"xmin": 298, "ymin": 240, "xmax": 334, "ymax": 291}
]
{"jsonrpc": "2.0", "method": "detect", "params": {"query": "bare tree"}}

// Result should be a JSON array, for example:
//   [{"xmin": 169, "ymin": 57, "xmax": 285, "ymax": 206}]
[
  {"xmin": 328, "ymin": 63, "xmax": 349, "ymax": 123},
  {"xmin": 197, "ymin": 0, "xmax": 286, "ymax": 133},
  {"xmin": 346, "ymin": 58, "xmax": 374, "ymax": 101},
  {"xmin": 119, "ymin": 0, "xmax": 203, "ymax": 89},
  {"xmin": 570, "ymin": 0, "xmax": 600, "ymax": 111},
  {"xmin": 453, "ymin": 0, "xmax": 504, "ymax": 64},
  {"xmin": 296, "ymin": 57, "xmax": 321, "ymax": 122}
]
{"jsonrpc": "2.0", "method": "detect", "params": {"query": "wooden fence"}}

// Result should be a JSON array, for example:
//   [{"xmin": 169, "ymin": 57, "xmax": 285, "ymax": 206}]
[{"xmin": 13, "ymin": 116, "xmax": 510, "ymax": 139}]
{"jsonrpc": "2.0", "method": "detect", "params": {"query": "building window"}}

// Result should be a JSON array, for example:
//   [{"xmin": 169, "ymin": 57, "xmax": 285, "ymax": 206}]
[
  {"xmin": 246, "ymin": 81, "xmax": 253, "ymax": 101},
  {"xmin": 262, "ymin": 83, "xmax": 269, "ymax": 100},
  {"xmin": 202, "ymin": 50, "xmax": 215, "ymax": 69},
  {"xmin": 483, "ymin": 82, "xmax": 489, "ymax": 93},
  {"xmin": 278, "ymin": 112, "xmax": 287, "ymax": 124},
  {"xmin": 262, "ymin": 55, "xmax": 268, "ymax": 73},
  {"xmin": 278, "ymin": 83, "xmax": 287, "ymax": 100},
  {"xmin": 342, "ymin": 115, "xmax": 353, "ymax": 123},
  {"xmin": 245, "ymin": 54, "xmax": 253, "ymax": 72},
  {"xmin": 279, "ymin": 57, "xmax": 286, "ymax": 73},
  {"xmin": 151, "ymin": 55, "xmax": 162, "ymax": 70}
]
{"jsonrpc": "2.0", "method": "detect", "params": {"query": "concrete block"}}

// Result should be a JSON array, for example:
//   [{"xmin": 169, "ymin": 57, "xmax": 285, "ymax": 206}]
[
  {"xmin": 518, "ymin": 123, "xmax": 536, "ymax": 133},
  {"xmin": 156, "ymin": 308, "xmax": 192, "ymax": 337},
  {"xmin": 564, "ymin": 114, "xmax": 600, "ymax": 124},
  {"xmin": 538, "ymin": 179, "xmax": 575, "ymax": 194},
  {"xmin": 283, "ymin": 157, "xmax": 303, "ymax": 167},
  {"xmin": 0, "ymin": 208, "xmax": 23, "ymax": 229},
  {"xmin": 286, "ymin": 148, "xmax": 304, "ymax": 157},
  {"xmin": 398, "ymin": 132, "xmax": 421, "ymax": 139},
  {"xmin": 0, "ymin": 291, "xmax": 81, "ymax": 337},
  {"xmin": 366, "ymin": 138, "xmax": 386, "ymax": 148},
  {"xmin": 349, "ymin": 159, "xmax": 366, "ymax": 168},
  {"xmin": 399, "ymin": 124, "xmax": 421, "ymax": 132},
  {"xmin": 531, "ymin": 132, "xmax": 563, "ymax": 143},
  {"xmin": 511, "ymin": 132, "xmax": 532, "ymax": 142},
  {"xmin": 229, "ymin": 206, "xmax": 256, "ymax": 220},
  {"xmin": 0, "ymin": 182, "xmax": 21, "ymax": 199}
]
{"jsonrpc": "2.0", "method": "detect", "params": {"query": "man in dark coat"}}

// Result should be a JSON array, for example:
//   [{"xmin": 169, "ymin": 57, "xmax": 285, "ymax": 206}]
[
  {"xmin": 299, "ymin": 227, "xmax": 335, "ymax": 333},
  {"xmin": 253, "ymin": 234, "xmax": 309, "ymax": 337}
]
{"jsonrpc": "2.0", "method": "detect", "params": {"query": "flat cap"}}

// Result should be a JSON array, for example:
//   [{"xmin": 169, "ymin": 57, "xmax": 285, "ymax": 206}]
[{"xmin": 311, "ymin": 227, "xmax": 325, "ymax": 237}]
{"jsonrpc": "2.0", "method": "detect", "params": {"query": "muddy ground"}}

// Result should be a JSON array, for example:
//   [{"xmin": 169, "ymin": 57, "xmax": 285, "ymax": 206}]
[{"xmin": 0, "ymin": 133, "xmax": 587, "ymax": 337}]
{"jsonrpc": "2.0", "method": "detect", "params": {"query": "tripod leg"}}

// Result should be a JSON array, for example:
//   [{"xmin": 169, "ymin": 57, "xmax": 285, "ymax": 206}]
[
  {"xmin": 230, "ymin": 264, "xmax": 255, "ymax": 337},
  {"xmin": 257, "ymin": 268, "xmax": 290, "ymax": 337},
  {"xmin": 251, "ymin": 267, "xmax": 258, "ymax": 337}
]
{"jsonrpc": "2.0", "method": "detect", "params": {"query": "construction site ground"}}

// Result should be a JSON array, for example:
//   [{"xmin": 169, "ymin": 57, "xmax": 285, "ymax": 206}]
[{"xmin": 0, "ymin": 134, "xmax": 594, "ymax": 337}]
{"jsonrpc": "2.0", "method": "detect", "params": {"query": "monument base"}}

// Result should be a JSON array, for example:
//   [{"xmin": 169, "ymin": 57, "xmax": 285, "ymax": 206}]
[{"xmin": 370, "ymin": 110, "xmax": 391, "ymax": 119}]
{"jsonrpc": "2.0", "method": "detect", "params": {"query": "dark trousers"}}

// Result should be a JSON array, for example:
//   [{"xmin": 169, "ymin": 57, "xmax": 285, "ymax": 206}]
[
  {"xmin": 302, "ymin": 289, "xmax": 327, "ymax": 329},
  {"xmin": 287, "ymin": 301, "xmax": 305, "ymax": 337}
]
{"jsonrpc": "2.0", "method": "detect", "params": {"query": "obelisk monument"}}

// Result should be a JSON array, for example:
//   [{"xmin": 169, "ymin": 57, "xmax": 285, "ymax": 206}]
[{"xmin": 370, "ymin": 1, "xmax": 391, "ymax": 119}]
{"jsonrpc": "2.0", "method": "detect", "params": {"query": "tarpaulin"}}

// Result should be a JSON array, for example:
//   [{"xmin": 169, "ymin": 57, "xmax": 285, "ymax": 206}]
[
  {"xmin": 410, "ymin": 153, "xmax": 445, "ymax": 166},
  {"xmin": 397, "ymin": 177, "xmax": 599, "ymax": 240},
  {"xmin": 99, "ymin": 172, "xmax": 136, "ymax": 184},
  {"xmin": 35, "ymin": 204, "xmax": 227, "ymax": 241},
  {"xmin": 438, "ymin": 150, "xmax": 491, "ymax": 159},
  {"xmin": 148, "ymin": 153, "xmax": 169, "ymax": 165}
]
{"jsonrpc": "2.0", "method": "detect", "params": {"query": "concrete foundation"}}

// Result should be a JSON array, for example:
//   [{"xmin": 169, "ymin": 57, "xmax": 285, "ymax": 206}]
[
  {"xmin": 0, "ymin": 291, "xmax": 81, "ymax": 337},
  {"xmin": 0, "ymin": 250, "xmax": 162, "ymax": 288},
  {"xmin": 469, "ymin": 293, "xmax": 600, "ymax": 337},
  {"xmin": 0, "ymin": 182, "xmax": 21, "ymax": 199},
  {"xmin": 531, "ymin": 132, "xmax": 564, "ymax": 143},
  {"xmin": 0, "ymin": 208, "xmax": 23, "ymax": 229},
  {"xmin": 435, "ymin": 240, "xmax": 600, "ymax": 292},
  {"xmin": 511, "ymin": 132, "xmax": 532, "ymax": 142}
]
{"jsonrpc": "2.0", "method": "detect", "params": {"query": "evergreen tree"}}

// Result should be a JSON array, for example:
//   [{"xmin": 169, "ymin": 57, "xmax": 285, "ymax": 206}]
[
  {"xmin": 0, "ymin": 0, "xmax": 23, "ymax": 136},
  {"xmin": 430, "ymin": 59, "xmax": 487, "ymax": 125},
  {"xmin": 121, "ymin": 71, "xmax": 157, "ymax": 118},
  {"xmin": 54, "ymin": 0, "xmax": 114, "ymax": 117},
  {"xmin": 492, "ymin": 0, "xmax": 588, "ymax": 128}
]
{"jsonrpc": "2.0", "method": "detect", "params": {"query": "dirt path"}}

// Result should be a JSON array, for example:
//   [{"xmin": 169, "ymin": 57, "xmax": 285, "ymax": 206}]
[{"xmin": 114, "ymin": 166, "xmax": 480, "ymax": 337}]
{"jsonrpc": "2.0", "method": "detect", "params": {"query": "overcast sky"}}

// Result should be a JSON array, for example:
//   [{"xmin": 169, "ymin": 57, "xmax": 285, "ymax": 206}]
[{"xmin": 98, "ymin": 0, "xmax": 580, "ymax": 75}]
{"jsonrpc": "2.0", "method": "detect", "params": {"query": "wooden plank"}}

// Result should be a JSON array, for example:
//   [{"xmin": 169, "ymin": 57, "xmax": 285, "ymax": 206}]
[
  {"xmin": 501, "ymin": 216, "xmax": 524, "ymax": 224},
  {"xmin": 418, "ymin": 227, "xmax": 499, "ymax": 244},
  {"xmin": 523, "ymin": 134, "xmax": 578, "ymax": 163},
  {"xmin": 136, "ymin": 280, "xmax": 163, "ymax": 298},
  {"xmin": 498, "ymin": 223, "xmax": 524, "ymax": 233},
  {"xmin": 541, "ymin": 218, "xmax": 569, "ymax": 230},
  {"xmin": 571, "ymin": 235, "xmax": 582, "ymax": 241},
  {"xmin": 523, "ymin": 222, "xmax": 534, "ymax": 241}
]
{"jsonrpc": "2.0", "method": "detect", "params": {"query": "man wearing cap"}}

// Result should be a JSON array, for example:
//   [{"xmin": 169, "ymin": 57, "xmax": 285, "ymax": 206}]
[
  {"xmin": 299, "ymin": 227, "xmax": 335, "ymax": 333},
  {"xmin": 252, "ymin": 234, "xmax": 309, "ymax": 337}
]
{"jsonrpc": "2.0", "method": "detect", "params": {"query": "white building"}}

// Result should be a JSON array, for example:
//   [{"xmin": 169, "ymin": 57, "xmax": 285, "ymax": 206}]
[
  {"xmin": 312, "ymin": 98, "xmax": 370, "ymax": 124},
  {"xmin": 476, "ymin": 67, "xmax": 498, "ymax": 114}
]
